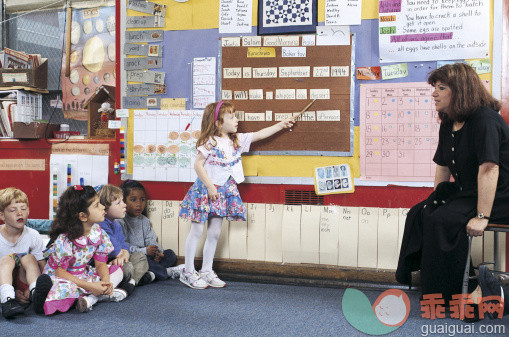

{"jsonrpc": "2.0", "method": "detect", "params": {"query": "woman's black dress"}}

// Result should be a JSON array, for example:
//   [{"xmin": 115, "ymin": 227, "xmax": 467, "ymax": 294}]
[{"xmin": 396, "ymin": 106, "xmax": 509, "ymax": 303}]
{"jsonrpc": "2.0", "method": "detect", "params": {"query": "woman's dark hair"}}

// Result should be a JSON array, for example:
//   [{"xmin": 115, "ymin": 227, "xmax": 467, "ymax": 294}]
[
  {"xmin": 50, "ymin": 185, "xmax": 97, "ymax": 241},
  {"xmin": 427, "ymin": 63, "xmax": 500, "ymax": 123},
  {"xmin": 120, "ymin": 180, "xmax": 146, "ymax": 202}
]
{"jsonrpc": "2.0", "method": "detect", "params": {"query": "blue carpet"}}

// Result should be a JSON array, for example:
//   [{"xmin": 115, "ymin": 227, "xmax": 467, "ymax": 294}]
[{"xmin": 1, "ymin": 280, "xmax": 508, "ymax": 336}]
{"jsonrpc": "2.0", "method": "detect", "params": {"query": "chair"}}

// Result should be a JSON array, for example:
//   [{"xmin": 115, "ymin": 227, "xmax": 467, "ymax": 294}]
[{"xmin": 462, "ymin": 224, "xmax": 509, "ymax": 294}]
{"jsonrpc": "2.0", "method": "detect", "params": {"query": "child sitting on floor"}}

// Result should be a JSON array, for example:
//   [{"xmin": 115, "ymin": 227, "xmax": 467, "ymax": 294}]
[
  {"xmin": 0, "ymin": 187, "xmax": 48, "ymax": 318},
  {"xmin": 96, "ymin": 184, "xmax": 151, "ymax": 289},
  {"xmin": 40, "ymin": 185, "xmax": 127, "ymax": 315},
  {"xmin": 117, "ymin": 180, "xmax": 183, "ymax": 282}
]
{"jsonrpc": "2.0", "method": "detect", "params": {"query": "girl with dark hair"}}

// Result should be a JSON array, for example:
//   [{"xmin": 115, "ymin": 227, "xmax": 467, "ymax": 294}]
[
  {"xmin": 397, "ymin": 63, "xmax": 509, "ymax": 321},
  {"xmin": 40, "ymin": 185, "xmax": 127, "ymax": 315}
]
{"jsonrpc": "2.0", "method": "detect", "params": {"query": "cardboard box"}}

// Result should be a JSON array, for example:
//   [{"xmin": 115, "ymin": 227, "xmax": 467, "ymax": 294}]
[
  {"xmin": 13, "ymin": 121, "xmax": 58, "ymax": 139},
  {"xmin": 0, "ymin": 59, "xmax": 48, "ymax": 89}
]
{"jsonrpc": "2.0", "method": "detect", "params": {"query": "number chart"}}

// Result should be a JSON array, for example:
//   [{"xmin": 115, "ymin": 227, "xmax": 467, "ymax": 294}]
[{"xmin": 360, "ymin": 82, "xmax": 440, "ymax": 182}]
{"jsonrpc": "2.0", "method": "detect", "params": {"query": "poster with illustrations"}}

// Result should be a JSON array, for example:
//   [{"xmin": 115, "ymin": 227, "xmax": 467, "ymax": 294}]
[
  {"xmin": 314, "ymin": 164, "xmax": 354, "ymax": 195},
  {"xmin": 133, "ymin": 109, "xmax": 203, "ymax": 182},
  {"xmin": 61, "ymin": 6, "xmax": 116, "ymax": 120}
]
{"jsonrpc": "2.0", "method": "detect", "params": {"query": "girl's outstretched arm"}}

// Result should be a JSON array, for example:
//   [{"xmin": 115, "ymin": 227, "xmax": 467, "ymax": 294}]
[
  {"xmin": 194, "ymin": 152, "xmax": 219, "ymax": 201},
  {"xmin": 55, "ymin": 267, "xmax": 109, "ymax": 296},
  {"xmin": 252, "ymin": 118, "xmax": 295, "ymax": 143}
]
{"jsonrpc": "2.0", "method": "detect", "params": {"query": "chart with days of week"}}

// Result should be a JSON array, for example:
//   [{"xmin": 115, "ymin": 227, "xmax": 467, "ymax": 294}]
[{"xmin": 360, "ymin": 82, "xmax": 440, "ymax": 182}]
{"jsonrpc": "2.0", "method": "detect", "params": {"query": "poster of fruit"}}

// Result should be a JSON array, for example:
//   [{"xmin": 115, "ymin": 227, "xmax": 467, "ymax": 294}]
[{"xmin": 61, "ymin": 6, "xmax": 116, "ymax": 121}]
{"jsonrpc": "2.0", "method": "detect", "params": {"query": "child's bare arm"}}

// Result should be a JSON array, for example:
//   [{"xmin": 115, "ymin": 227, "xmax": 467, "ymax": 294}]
[
  {"xmin": 194, "ymin": 153, "xmax": 218, "ymax": 201},
  {"xmin": 252, "ymin": 118, "xmax": 295, "ymax": 143}
]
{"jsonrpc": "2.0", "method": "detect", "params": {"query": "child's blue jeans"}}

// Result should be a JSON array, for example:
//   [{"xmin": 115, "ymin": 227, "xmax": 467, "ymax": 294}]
[{"xmin": 147, "ymin": 249, "xmax": 177, "ymax": 280}]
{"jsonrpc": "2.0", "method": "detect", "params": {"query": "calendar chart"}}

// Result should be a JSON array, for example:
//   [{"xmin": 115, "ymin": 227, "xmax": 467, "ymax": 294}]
[{"xmin": 360, "ymin": 83, "xmax": 440, "ymax": 182}]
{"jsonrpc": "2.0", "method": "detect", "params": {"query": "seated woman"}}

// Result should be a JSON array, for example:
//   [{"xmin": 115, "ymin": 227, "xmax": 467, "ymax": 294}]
[{"xmin": 396, "ymin": 63, "xmax": 509, "ymax": 319}]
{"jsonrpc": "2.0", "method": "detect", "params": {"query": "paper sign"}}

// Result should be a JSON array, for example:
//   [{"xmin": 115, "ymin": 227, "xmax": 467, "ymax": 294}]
[
  {"xmin": 126, "ymin": 70, "xmax": 165, "ymax": 84},
  {"xmin": 317, "ymin": 110, "xmax": 340, "ymax": 121},
  {"xmin": 316, "ymin": 26, "xmax": 350, "ymax": 46},
  {"xmin": 468, "ymin": 59, "xmax": 491, "ymax": 74},
  {"xmin": 263, "ymin": 36, "xmax": 300, "ymax": 47},
  {"xmin": 52, "ymin": 143, "xmax": 109, "ymax": 156},
  {"xmin": 223, "ymin": 68, "xmax": 242, "ymax": 78},
  {"xmin": 249, "ymin": 89, "xmax": 263, "ymax": 100},
  {"xmin": 160, "ymin": 98, "xmax": 186, "ymax": 110},
  {"xmin": 219, "ymin": 0, "xmax": 252, "ymax": 34},
  {"xmin": 247, "ymin": 47, "xmax": 275, "ymax": 58},
  {"xmin": 356, "ymin": 66, "xmax": 381, "ymax": 80},
  {"xmin": 379, "ymin": 0, "xmax": 489, "ymax": 63},
  {"xmin": 125, "ymin": 30, "xmax": 164, "ymax": 43},
  {"xmin": 331, "ymin": 66, "xmax": 349, "ymax": 77},
  {"xmin": 242, "ymin": 36, "xmax": 262, "ymax": 46},
  {"xmin": 315, "ymin": 164, "xmax": 353, "ymax": 195},
  {"xmin": 302, "ymin": 35, "xmax": 315, "ymax": 46},
  {"xmin": 222, "ymin": 90, "xmax": 233, "ymax": 100},
  {"xmin": 381, "ymin": 63, "xmax": 408, "ymax": 80},
  {"xmin": 313, "ymin": 66, "xmax": 330, "ymax": 77},
  {"xmin": 281, "ymin": 47, "xmax": 306, "ymax": 58},
  {"xmin": 116, "ymin": 109, "xmax": 129, "ymax": 118},
  {"xmin": 325, "ymin": 0, "xmax": 361, "ymax": 26},
  {"xmin": 245, "ymin": 113, "xmax": 265, "ymax": 121},
  {"xmin": 127, "ymin": 1, "xmax": 167, "ymax": 17},
  {"xmin": 126, "ymin": 16, "xmax": 165, "ymax": 28},
  {"xmin": 275, "ymin": 89, "xmax": 296, "ymax": 100},
  {"xmin": 279, "ymin": 66, "xmax": 310, "ymax": 78},
  {"xmin": 193, "ymin": 57, "xmax": 216, "ymax": 109},
  {"xmin": 124, "ymin": 57, "xmax": 163, "ymax": 70},
  {"xmin": 310, "ymin": 89, "xmax": 330, "ymax": 99},
  {"xmin": 108, "ymin": 120, "xmax": 121, "ymax": 129},
  {"xmin": 0, "ymin": 159, "xmax": 45, "ymax": 171},
  {"xmin": 222, "ymin": 37, "xmax": 241, "ymax": 47},
  {"xmin": 253, "ymin": 67, "xmax": 278, "ymax": 78}
]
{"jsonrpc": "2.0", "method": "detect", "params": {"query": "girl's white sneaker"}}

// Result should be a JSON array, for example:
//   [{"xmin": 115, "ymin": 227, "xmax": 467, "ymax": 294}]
[
  {"xmin": 199, "ymin": 270, "xmax": 226, "ymax": 288},
  {"xmin": 179, "ymin": 270, "xmax": 208, "ymax": 289}
]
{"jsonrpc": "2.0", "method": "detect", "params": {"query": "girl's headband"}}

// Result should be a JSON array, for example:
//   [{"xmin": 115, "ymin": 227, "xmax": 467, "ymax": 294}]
[{"xmin": 214, "ymin": 101, "xmax": 224, "ymax": 122}]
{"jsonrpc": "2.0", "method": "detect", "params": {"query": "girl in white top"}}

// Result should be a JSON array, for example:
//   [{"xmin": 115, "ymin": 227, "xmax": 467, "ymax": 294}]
[{"xmin": 179, "ymin": 101, "xmax": 294, "ymax": 289}]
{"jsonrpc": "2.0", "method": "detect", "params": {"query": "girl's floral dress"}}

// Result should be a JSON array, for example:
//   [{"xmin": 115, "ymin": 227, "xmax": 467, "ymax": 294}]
[
  {"xmin": 42, "ymin": 224, "xmax": 120, "ymax": 315},
  {"xmin": 179, "ymin": 135, "xmax": 251, "ymax": 223}
]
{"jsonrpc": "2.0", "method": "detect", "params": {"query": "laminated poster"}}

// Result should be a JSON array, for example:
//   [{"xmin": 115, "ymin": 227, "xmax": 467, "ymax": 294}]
[{"xmin": 314, "ymin": 164, "xmax": 354, "ymax": 195}]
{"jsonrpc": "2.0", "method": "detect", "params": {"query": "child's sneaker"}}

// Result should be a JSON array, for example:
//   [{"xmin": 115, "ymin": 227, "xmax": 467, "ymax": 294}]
[
  {"xmin": 76, "ymin": 296, "xmax": 93, "ymax": 313},
  {"xmin": 1, "ymin": 298, "xmax": 26, "ymax": 318},
  {"xmin": 199, "ymin": 270, "xmax": 226, "ymax": 288},
  {"xmin": 32, "ymin": 274, "xmax": 53, "ymax": 314},
  {"xmin": 138, "ymin": 271, "xmax": 156, "ymax": 286},
  {"xmin": 179, "ymin": 270, "xmax": 208, "ymax": 289},
  {"xmin": 167, "ymin": 264, "xmax": 185, "ymax": 279},
  {"xmin": 118, "ymin": 280, "xmax": 135, "ymax": 296},
  {"xmin": 108, "ymin": 288, "xmax": 128, "ymax": 302}
]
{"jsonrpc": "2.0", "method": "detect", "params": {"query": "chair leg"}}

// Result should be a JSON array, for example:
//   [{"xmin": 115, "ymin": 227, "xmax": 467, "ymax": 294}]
[{"xmin": 462, "ymin": 236, "xmax": 473, "ymax": 295}]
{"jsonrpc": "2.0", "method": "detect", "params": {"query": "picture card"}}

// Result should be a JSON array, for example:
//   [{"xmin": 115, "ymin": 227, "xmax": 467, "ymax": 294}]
[
  {"xmin": 124, "ymin": 57, "xmax": 163, "ymax": 70},
  {"xmin": 125, "ymin": 30, "xmax": 164, "ymax": 43},
  {"xmin": 314, "ymin": 164, "xmax": 354, "ymax": 195},
  {"xmin": 126, "ymin": 15, "xmax": 165, "ymax": 28},
  {"xmin": 126, "ymin": 70, "xmax": 165, "ymax": 84},
  {"xmin": 127, "ymin": 1, "xmax": 167, "ymax": 17},
  {"xmin": 127, "ymin": 84, "xmax": 166, "ymax": 96}
]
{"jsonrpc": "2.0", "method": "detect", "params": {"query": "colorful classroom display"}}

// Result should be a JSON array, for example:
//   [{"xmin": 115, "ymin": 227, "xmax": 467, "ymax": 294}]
[
  {"xmin": 359, "ymin": 83, "xmax": 440, "ymax": 182},
  {"xmin": 133, "ymin": 109, "xmax": 203, "ymax": 182},
  {"xmin": 378, "ymin": 0, "xmax": 490, "ymax": 63}
]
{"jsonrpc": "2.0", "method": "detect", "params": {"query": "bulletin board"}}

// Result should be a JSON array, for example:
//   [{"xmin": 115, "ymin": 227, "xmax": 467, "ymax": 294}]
[{"xmin": 221, "ymin": 35, "xmax": 353, "ymax": 156}]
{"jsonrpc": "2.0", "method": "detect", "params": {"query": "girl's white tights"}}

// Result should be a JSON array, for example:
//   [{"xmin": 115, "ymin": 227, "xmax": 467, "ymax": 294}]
[
  {"xmin": 83, "ymin": 266, "xmax": 124, "ymax": 305},
  {"xmin": 185, "ymin": 217, "xmax": 223, "ymax": 273}
]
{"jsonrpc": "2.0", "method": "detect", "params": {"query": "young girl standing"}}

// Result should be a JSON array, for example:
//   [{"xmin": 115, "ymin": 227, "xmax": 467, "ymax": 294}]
[
  {"xmin": 179, "ymin": 101, "xmax": 294, "ymax": 289},
  {"xmin": 41, "ymin": 185, "xmax": 126, "ymax": 315}
]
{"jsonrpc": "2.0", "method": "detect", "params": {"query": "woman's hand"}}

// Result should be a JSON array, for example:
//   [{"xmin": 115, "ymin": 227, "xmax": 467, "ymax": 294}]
[
  {"xmin": 466, "ymin": 218, "xmax": 489, "ymax": 236},
  {"xmin": 88, "ymin": 282, "xmax": 109, "ymax": 296},
  {"xmin": 207, "ymin": 185, "xmax": 219, "ymax": 202}
]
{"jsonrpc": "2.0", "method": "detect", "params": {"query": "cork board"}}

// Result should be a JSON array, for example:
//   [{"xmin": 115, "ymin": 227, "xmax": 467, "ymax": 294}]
[{"xmin": 221, "ymin": 36, "xmax": 353, "ymax": 155}]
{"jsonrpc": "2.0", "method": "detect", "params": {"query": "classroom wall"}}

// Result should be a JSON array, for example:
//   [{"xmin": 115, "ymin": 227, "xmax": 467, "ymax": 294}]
[{"xmin": 119, "ymin": 0, "xmax": 508, "ymax": 271}]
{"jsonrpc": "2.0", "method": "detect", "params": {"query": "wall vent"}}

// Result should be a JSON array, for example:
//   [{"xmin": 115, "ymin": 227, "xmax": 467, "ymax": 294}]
[{"xmin": 284, "ymin": 190, "xmax": 324, "ymax": 205}]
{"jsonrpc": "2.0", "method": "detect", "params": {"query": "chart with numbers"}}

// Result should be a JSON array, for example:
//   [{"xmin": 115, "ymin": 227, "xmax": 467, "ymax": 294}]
[
  {"xmin": 360, "ymin": 82, "xmax": 440, "ymax": 182},
  {"xmin": 133, "ymin": 109, "xmax": 203, "ymax": 182}
]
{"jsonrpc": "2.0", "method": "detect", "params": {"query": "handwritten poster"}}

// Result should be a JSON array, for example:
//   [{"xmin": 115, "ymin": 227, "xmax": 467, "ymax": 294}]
[
  {"xmin": 132, "ymin": 109, "xmax": 203, "ymax": 182},
  {"xmin": 325, "ymin": 0, "xmax": 361, "ymax": 26},
  {"xmin": 360, "ymin": 82, "xmax": 440, "ymax": 182},
  {"xmin": 219, "ymin": 0, "xmax": 252, "ymax": 34},
  {"xmin": 379, "ymin": 0, "xmax": 490, "ymax": 63},
  {"xmin": 193, "ymin": 57, "xmax": 216, "ymax": 109}
]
